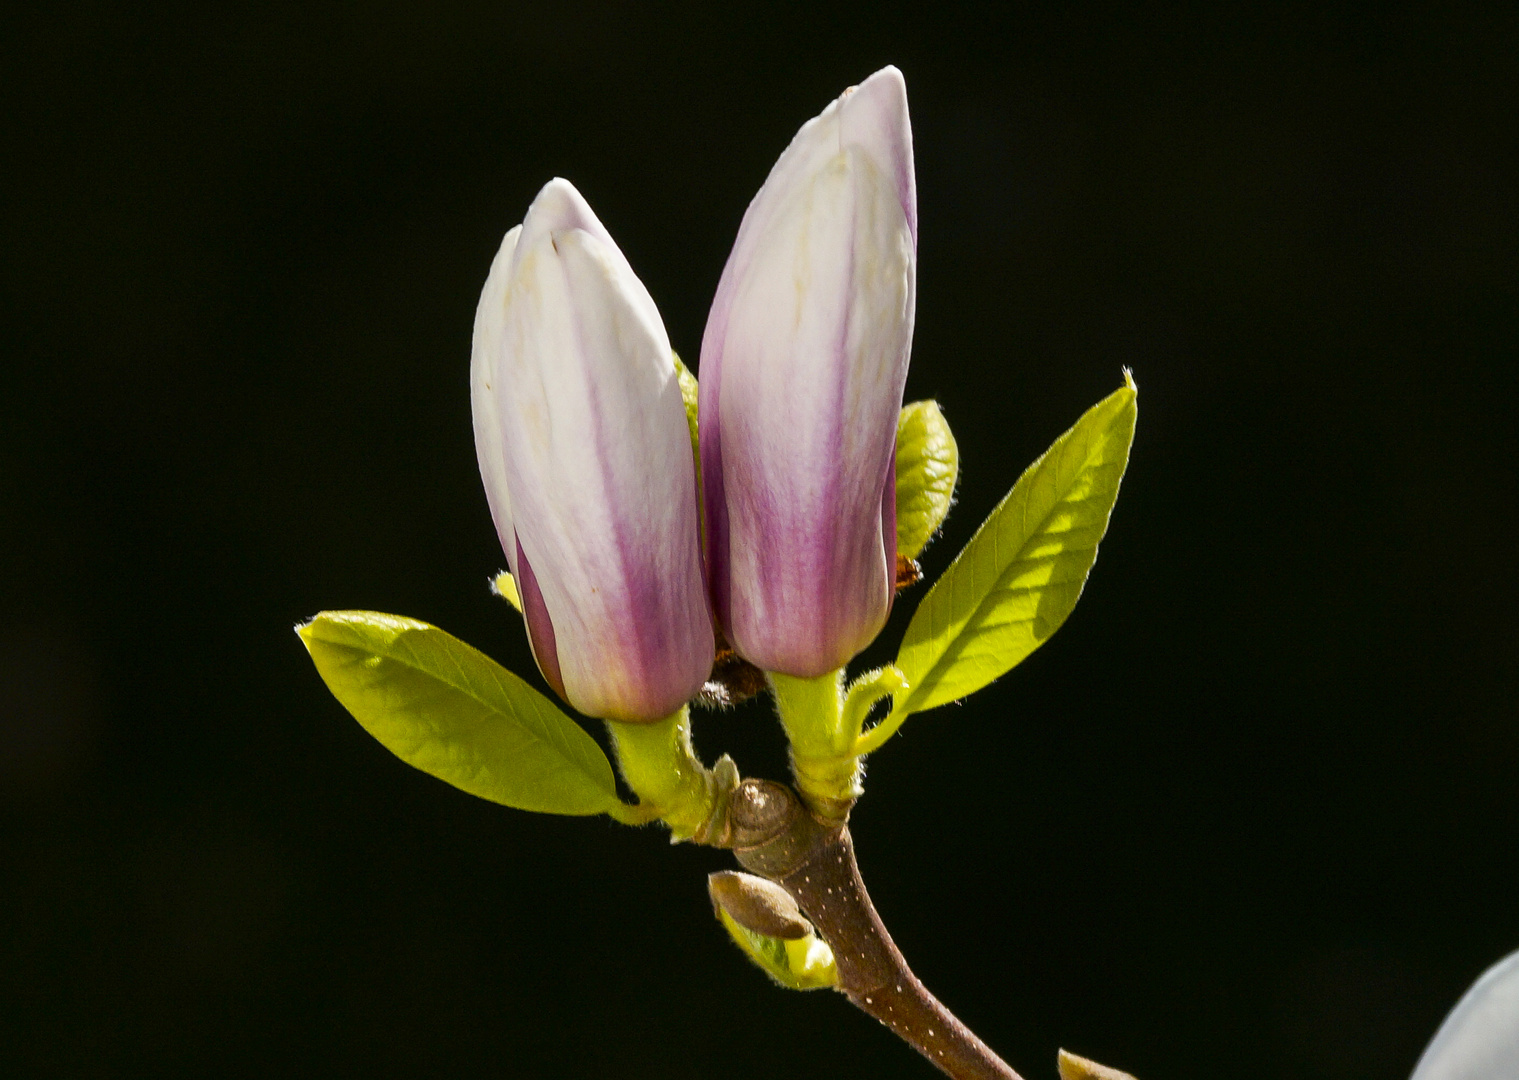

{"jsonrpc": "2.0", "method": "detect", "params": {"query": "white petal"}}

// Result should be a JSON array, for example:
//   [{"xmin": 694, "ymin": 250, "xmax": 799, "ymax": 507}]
[
  {"xmin": 1411, "ymin": 949, "xmax": 1519, "ymax": 1080},
  {"xmin": 718, "ymin": 66, "xmax": 914, "ymax": 314},
  {"xmin": 510, "ymin": 177, "xmax": 619, "ymax": 281},
  {"xmin": 699, "ymin": 67, "xmax": 915, "ymax": 674},
  {"xmin": 470, "ymin": 223, "xmax": 522, "ymax": 571},
  {"xmin": 499, "ymin": 184, "xmax": 710, "ymax": 719}
]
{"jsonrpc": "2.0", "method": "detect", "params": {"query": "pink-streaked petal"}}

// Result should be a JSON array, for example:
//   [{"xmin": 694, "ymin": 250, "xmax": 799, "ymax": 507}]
[
  {"xmin": 879, "ymin": 436, "xmax": 898, "ymax": 587},
  {"xmin": 514, "ymin": 537, "xmax": 564, "ymax": 701},
  {"xmin": 700, "ymin": 68, "xmax": 915, "ymax": 676},
  {"xmin": 496, "ymin": 180, "xmax": 713, "ymax": 720}
]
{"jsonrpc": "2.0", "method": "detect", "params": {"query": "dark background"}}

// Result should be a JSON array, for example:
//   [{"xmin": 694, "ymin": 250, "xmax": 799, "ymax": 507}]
[{"xmin": 3, "ymin": 3, "xmax": 1516, "ymax": 1077}]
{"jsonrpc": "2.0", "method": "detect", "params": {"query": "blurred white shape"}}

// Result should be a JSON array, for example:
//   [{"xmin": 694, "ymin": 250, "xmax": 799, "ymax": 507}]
[{"xmin": 1411, "ymin": 949, "xmax": 1519, "ymax": 1080}]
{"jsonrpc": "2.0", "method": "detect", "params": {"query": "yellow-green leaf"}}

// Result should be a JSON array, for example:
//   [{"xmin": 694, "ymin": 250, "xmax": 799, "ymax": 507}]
[
  {"xmin": 894, "ymin": 377, "xmax": 1137, "ymax": 716},
  {"xmin": 490, "ymin": 571, "xmax": 522, "ymax": 611},
  {"xmin": 673, "ymin": 351, "xmax": 700, "ymax": 485},
  {"xmin": 1058, "ymin": 1049, "xmax": 1139, "ymax": 1080},
  {"xmin": 895, "ymin": 400, "xmax": 959, "ymax": 560},
  {"xmin": 297, "ymin": 611, "xmax": 621, "ymax": 816},
  {"xmin": 715, "ymin": 906, "xmax": 838, "ymax": 991}
]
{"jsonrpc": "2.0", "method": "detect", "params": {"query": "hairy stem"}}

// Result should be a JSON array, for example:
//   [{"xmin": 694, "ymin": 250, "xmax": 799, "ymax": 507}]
[
  {"xmin": 605, "ymin": 708, "xmax": 725, "ymax": 841},
  {"xmin": 768, "ymin": 670, "xmax": 861, "ymax": 825},
  {"xmin": 727, "ymin": 779, "xmax": 1024, "ymax": 1080}
]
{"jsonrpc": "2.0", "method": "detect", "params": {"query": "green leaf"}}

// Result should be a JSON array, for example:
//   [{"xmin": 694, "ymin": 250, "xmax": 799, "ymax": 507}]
[
  {"xmin": 490, "ymin": 571, "xmax": 522, "ymax": 611},
  {"xmin": 894, "ymin": 376, "xmax": 1137, "ymax": 716},
  {"xmin": 673, "ymin": 351, "xmax": 701, "ymax": 482},
  {"xmin": 895, "ymin": 400, "xmax": 959, "ymax": 561},
  {"xmin": 715, "ymin": 906, "xmax": 838, "ymax": 991},
  {"xmin": 297, "ymin": 611, "xmax": 622, "ymax": 816}
]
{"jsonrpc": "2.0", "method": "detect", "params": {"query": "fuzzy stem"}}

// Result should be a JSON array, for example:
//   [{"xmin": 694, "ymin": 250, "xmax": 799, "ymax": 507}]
[
  {"xmin": 605, "ymin": 708, "xmax": 714, "ymax": 841},
  {"xmin": 728, "ymin": 780, "xmax": 1024, "ymax": 1080},
  {"xmin": 769, "ymin": 670, "xmax": 860, "ymax": 825}
]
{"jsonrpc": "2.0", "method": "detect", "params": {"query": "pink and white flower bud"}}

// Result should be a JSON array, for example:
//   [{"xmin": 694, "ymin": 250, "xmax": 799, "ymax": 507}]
[
  {"xmin": 471, "ymin": 178, "xmax": 714, "ymax": 722},
  {"xmin": 699, "ymin": 66, "xmax": 916, "ymax": 677}
]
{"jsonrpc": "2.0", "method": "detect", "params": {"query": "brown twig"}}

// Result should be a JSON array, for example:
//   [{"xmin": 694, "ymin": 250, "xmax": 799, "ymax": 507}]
[{"xmin": 725, "ymin": 779, "xmax": 1024, "ymax": 1080}]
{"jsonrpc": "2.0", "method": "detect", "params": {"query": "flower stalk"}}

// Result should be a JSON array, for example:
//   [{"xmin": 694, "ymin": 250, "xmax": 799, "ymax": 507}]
[
  {"xmin": 769, "ymin": 670, "xmax": 859, "ymax": 825},
  {"xmin": 605, "ymin": 709, "xmax": 738, "ymax": 842},
  {"xmin": 769, "ymin": 666, "xmax": 909, "ymax": 824}
]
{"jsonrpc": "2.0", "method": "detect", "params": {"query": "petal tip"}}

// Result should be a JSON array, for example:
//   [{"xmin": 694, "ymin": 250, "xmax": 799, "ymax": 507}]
[
  {"xmin": 846, "ymin": 66, "xmax": 908, "ymax": 116},
  {"xmin": 524, "ymin": 177, "xmax": 603, "ymax": 239},
  {"xmin": 861, "ymin": 64, "xmax": 906, "ymax": 93}
]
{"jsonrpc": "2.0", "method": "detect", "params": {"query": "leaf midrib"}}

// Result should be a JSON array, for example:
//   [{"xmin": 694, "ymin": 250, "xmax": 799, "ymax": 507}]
[{"xmin": 901, "ymin": 408, "xmax": 1124, "ymax": 714}]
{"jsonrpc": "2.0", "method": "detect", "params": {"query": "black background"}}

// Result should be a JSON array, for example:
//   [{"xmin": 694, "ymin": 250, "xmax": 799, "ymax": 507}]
[{"xmin": 3, "ymin": 3, "xmax": 1516, "ymax": 1078}]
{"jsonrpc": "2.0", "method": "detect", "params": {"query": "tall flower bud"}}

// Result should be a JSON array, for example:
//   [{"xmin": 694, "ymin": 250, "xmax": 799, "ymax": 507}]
[
  {"xmin": 699, "ymin": 67, "xmax": 916, "ymax": 677},
  {"xmin": 471, "ymin": 179, "xmax": 713, "ymax": 722},
  {"xmin": 1411, "ymin": 948, "xmax": 1519, "ymax": 1080}
]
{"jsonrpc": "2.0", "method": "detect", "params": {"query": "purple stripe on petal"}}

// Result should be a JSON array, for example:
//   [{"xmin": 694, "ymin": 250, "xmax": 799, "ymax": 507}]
[
  {"xmin": 481, "ymin": 178, "xmax": 712, "ymax": 721},
  {"xmin": 699, "ymin": 68, "xmax": 914, "ymax": 676},
  {"xmin": 879, "ymin": 433, "xmax": 897, "ymax": 604},
  {"xmin": 699, "ymin": 289, "xmax": 732, "ymax": 636},
  {"xmin": 515, "ymin": 536, "xmax": 564, "ymax": 702}
]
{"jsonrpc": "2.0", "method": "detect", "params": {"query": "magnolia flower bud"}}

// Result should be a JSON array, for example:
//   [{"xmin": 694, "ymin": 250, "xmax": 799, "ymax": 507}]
[
  {"xmin": 1411, "ymin": 948, "xmax": 1519, "ymax": 1080},
  {"xmin": 471, "ymin": 178, "xmax": 713, "ymax": 722},
  {"xmin": 699, "ymin": 66, "xmax": 916, "ymax": 677}
]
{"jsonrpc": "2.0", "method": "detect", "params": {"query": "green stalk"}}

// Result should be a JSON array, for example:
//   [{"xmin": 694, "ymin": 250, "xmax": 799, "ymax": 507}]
[
  {"xmin": 605, "ymin": 708, "xmax": 716, "ymax": 841},
  {"xmin": 769, "ymin": 670, "xmax": 860, "ymax": 824}
]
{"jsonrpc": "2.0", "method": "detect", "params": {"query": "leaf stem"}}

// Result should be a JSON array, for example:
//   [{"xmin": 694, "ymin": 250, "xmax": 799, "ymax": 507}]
[
  {"xmin": 854, "ymin": 703, "xmax": 913, "ymax": 756},
  {"xmin": 604, "ymin": 801, "xmax": 664, "ymax": 827},
  {"xmin": 728, "ymin": 780, "xmax": 1024, "ymax": 1080}
]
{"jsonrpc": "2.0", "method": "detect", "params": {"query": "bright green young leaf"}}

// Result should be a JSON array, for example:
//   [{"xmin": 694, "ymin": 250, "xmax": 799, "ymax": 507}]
[
  {"xmin": 893, "ymin": 376, "xmax": 1137, "ymax": 717},
  {"xmin": 715, "ymin": 906, "xmax": 839, "ymax": 991},
  {"xmin": 673, "ymin": 351, "xmax": 700, "ymax": 477},
  {"xmin": 895, "ymin": 400, "xmax": 959, "ymax": 561},
  {"xmin": 297, "ymin": 611, "xmax": 622, "ymax": 816},
  {"xmin": 490, "ymin": 570, "xmax": 522, "ymax": 611}
]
